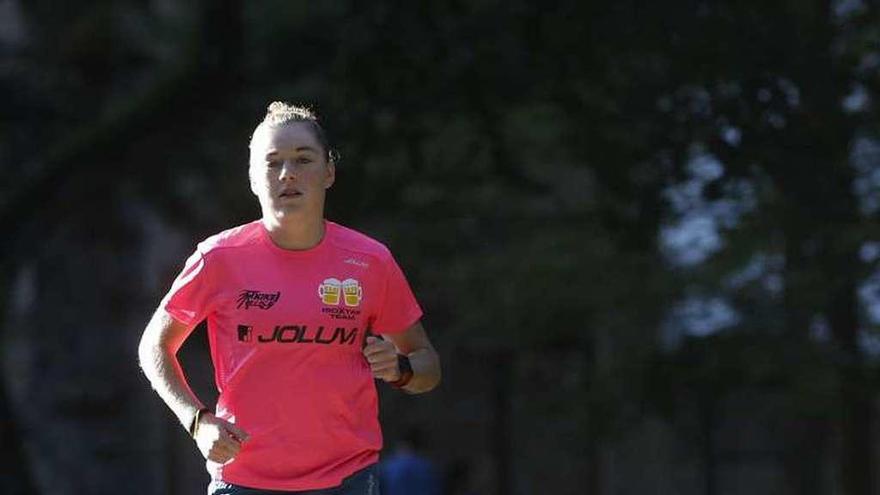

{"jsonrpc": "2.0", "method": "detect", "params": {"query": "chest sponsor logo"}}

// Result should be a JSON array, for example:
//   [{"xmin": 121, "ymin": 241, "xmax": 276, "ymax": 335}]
[
  {"xmin": 237, "ymin": 290, "xmax": 281, "ymax": 310},
  {"xmin": 318, "ymin": 277, "xmax": 363, "ymax": 320},
  {"xmin": 237, "ymin": 323, "xmax": 359, "ymax": 345}
]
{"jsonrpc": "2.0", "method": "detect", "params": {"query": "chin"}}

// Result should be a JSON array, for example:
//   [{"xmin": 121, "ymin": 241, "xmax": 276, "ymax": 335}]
[
  {"xmin": 273, "ymin": 207, "xmax": 300, "ymax": 218},
  {"xmin": 275, "ymin": 204, "xmax": 315, "ymax": 218}
]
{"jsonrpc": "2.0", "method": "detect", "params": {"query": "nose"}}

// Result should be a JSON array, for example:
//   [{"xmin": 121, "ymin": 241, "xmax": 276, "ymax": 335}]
[{"xmin": 279, "ymin": 159, "xmax": 298, "ymax": 181}]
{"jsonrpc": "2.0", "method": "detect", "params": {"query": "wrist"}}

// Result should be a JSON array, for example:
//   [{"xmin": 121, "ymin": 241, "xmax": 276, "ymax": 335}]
[
  {"xmin": 189, "ymin": 407, "xmax": 210, "ymax": 438},
  {"xmin": 388, "ymin": 354, "xmax": 414, "ymax": 389}
]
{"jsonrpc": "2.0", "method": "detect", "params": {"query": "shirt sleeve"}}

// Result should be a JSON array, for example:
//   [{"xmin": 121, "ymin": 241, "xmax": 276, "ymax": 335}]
[
  {"xmin": 161, "ymin": 248, "xmax": 219, "ymax": 327},
  {"xmin": 372, "ymin": 252, "xmax": 423, "ymax": 334}
]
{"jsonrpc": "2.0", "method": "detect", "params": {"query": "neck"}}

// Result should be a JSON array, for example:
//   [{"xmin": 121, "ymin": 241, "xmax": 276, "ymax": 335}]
[{"xmin": 262, "ymin": 214, "xmax": 326, "ymax": 250}]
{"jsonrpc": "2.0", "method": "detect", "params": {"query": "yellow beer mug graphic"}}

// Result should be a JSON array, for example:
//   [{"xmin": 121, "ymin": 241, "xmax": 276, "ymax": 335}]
[
  {"xmin": 342, "ymin": 278, "xmax": 363, "ymax": 307},
  {"xmin": 318, "ymin": 278, "xmax": 342, "ymax": 305}
]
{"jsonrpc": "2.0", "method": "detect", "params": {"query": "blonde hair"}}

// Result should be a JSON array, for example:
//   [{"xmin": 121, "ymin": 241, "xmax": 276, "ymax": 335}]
[
  {"xmin": 262, "ymin": 101, "xmax": 319, "ymax": 126},
  {"xmin": 250, "ymin": 101, "xmax": 336, "ymax": 161}
]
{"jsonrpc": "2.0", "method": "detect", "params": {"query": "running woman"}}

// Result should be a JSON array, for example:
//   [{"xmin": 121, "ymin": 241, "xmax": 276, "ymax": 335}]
[{"xmin": 138, "ymin": 102, "xmax": 442, "ymax": 495}]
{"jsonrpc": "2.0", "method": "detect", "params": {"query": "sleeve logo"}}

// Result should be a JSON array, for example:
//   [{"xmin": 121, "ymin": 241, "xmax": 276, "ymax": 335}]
[{"xmin": 237, "ymin": 290, "xmax": 281, "ymax": 310}]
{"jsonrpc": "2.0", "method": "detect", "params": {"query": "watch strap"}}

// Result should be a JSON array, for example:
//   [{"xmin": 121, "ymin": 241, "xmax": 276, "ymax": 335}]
[{"xmin": 389, "ymin": 354, "xmax": 414, "ymax": 389}]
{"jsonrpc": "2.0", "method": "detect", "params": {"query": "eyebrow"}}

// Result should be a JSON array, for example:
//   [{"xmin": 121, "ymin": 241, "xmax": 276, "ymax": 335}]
[{"xmin": 264, "ymin": 147, "xmax": 320, "ymax": 160}]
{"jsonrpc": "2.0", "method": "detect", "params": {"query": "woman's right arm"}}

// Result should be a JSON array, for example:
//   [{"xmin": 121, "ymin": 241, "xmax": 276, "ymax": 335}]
[{"xmin": 137, "ymin": 309, "xmax": 248, "ymax": 463}]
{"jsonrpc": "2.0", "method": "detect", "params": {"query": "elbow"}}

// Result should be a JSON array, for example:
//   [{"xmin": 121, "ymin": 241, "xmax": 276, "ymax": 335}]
[
  {"xmin": 424, "ymin": 375, "xmax": 441, "ymax": 393},
  {"xmin": 432, "ymin": 370, "xmax": 442, "ymax": 392},
  {"xmin": 137, "ymin": 327, "xmax": 171, "ymax": 377},
  {"xmin": 137, "ymin": 332, "xmax": 156, "ymax": 376},
  {"xmin": 417, "ymin": 374, "xmax": 441, "ymax": 394},
  {"xmin": 420, "ymin": 353, "xmax": 442, "ymax": 393},
  {"xmin": 429, "ymin": 357, "xmax": 442, "ymax": 391}
]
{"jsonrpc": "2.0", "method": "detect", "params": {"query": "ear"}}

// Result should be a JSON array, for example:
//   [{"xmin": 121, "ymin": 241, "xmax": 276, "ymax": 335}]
[{"xmin": 324, "ymin": 160, "xmax": 336, "ymax": 189}]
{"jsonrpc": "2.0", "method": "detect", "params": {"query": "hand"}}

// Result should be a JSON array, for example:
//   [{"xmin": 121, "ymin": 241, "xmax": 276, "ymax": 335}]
[
  {"xmin": 194, "ymin": 413, "xmax": 249, "ymax": 464},
  {"xmin": 363, "ymin": 336, "xmax": 401, "ymax": 382}
]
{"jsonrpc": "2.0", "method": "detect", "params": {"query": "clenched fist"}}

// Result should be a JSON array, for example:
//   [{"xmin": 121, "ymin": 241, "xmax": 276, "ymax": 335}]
[
  {"xmin": 362, "ymin": 336, "xmax": 401, "ymax": 382},
  {"xmin": 194, "ymin": 412, "xmax": 249, "ymax": 464}
]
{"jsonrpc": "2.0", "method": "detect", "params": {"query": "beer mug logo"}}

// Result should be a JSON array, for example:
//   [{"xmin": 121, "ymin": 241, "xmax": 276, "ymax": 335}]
[
  {"xmin": 318, "ymin": 278, "xmax": 342, "ymax": 305},
  {"xmin": 342, "ymin": 278, "xmax": 363, "ymax": 307}
]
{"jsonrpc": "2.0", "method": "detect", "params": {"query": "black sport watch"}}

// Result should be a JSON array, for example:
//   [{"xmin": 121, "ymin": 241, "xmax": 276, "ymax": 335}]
[{"xmin": 390, "ymin": 354, "xmax": 414, "ymax": 388}]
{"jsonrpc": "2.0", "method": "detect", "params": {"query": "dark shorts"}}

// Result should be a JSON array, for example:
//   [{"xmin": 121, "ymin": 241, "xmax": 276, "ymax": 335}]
[{"xmin": 208, "ymin": 464, "xmax": 379, "ymax": 495}]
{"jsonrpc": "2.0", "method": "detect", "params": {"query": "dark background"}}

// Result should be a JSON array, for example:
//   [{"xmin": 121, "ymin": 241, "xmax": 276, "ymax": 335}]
[{"xmin": 3, "ymin": 1, "xmax": 880, "ymax": 494}]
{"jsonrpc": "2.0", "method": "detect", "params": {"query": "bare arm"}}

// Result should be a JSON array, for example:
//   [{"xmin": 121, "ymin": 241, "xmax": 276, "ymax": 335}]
[
  {"xmin": 363, "ymin": 321, "xmax": 441, "ymax": 394},
  {"xmin": 137, "ymin": 309, "xmax": 247, "ymax": 462},
  {"xmin": 137, "ymin": 309, "xmax": 204, "ymax": 429}
]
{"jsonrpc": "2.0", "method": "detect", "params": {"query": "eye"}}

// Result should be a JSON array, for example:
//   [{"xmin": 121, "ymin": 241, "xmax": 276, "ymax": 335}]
[
  {"xmin": 267, "ymin": 160, "xmax": 281, "ymax": 168},
  {"xmin": 295, "ymin": 156, "xmax": 313, "ymax": 165}
]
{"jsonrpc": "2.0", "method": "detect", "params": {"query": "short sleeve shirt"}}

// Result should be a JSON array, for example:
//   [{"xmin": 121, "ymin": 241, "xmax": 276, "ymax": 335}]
[{"xmin": 161, "ymin": 220, "xmax": 423, "ymax": 491}]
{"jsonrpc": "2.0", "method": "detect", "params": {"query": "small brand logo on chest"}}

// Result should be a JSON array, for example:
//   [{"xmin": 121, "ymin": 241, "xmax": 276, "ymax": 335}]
[
  {"xmin": 237, "ymin": 290, "xmax": 281, "ymax": 310},
  {"xmin": 344, "ymin": 257, "xmax": 369, "ymax": 268}
]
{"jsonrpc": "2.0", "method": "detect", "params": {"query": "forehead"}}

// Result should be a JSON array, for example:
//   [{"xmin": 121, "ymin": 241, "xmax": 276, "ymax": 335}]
[{"xmin": 250, "ymin": 122, "xmax": 322, "ymax": 154}]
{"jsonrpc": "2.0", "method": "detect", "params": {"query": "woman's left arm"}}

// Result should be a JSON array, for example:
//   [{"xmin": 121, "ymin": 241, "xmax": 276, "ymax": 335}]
[{"xmin": 362, "ymin": 321, "xmax": 441, "ymax": 394}]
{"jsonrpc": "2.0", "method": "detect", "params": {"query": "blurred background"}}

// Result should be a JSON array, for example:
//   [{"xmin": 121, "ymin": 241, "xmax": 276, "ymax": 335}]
[{"xmin": 2, "ymin": 1, "xmax": 880, "ymax": 494}]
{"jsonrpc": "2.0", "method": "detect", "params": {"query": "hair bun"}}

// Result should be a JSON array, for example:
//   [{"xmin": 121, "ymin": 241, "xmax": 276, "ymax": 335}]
[{"xmin": 265, "ymin": 101, "xmax": 317, "ymax": 124}]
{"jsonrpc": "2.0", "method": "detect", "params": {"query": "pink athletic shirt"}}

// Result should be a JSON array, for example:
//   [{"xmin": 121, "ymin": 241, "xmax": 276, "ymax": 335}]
[{"xmin": 161, "ymin": 220, "xmax": 423, "ymax": 491}]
